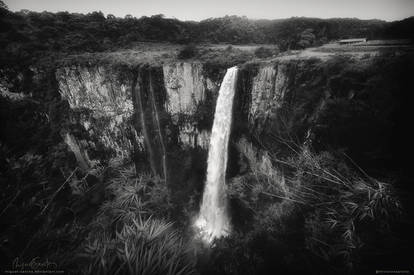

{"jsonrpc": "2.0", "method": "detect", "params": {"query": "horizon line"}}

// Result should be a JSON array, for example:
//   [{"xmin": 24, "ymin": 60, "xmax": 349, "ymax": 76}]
[{"xmin": 6, "ymin": 8, "xmax": 413, "ymax": 23}]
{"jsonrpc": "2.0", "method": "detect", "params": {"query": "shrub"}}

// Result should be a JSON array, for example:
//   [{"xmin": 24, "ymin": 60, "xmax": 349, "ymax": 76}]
[
  {"xmin": 226, "ymin": 137, "xmax": 402, "ymax": 273},
  {"xmin": 98, "ymin": 164, "xmax": 172, "ymax": 223},
  {"xmin": 78, "ymin": 216, "xmax": 196, "ymax": 275},
  {"xmin": 254, "ymin": 46, "xmax": 279, "ymax": 58},
  {"xmin": 67, "ymin": 164, "xmax": 194, "ymax": 274},
  {"xmin": 178, "ymin": 44, "xmax": 198, "ymax": 59},
  {"xmin": 288, "ymin": 148, "xmax": 402, "ymax": 269}
]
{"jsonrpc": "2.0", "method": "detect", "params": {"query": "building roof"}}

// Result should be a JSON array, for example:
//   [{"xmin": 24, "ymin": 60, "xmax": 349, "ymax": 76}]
[{"xmin": 338, "ymin": 38, "xmax": 367, "ymax": 43}]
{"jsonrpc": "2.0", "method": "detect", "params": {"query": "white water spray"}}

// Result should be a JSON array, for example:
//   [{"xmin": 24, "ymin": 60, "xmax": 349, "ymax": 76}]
[{"xmin": 194, "ymin": 67, "xmax": 238, "ymax": 243}]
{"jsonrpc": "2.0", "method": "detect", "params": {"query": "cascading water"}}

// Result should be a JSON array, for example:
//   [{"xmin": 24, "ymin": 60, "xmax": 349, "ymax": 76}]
[{"xmin": 194, "ymin": 66, "xmax": 238, "ymax": 243}]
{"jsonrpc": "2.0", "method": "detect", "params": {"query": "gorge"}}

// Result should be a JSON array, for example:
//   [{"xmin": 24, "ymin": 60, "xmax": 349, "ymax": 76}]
[
  {"xmin": 1, "ymin": 42, "xmax": 414, "ymax": 274},
  {"xmin": 2, "ymin": 1, "xmax": 414, "ymax": 272}
]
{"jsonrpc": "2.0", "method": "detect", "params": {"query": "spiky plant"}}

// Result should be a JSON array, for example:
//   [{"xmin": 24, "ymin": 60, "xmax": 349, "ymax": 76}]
[
  {"xmin": 78, "ymin": 216, "xmax": 196, "ymax": 275},
  {"xmin": 234, "ymin": 137, "xmax": 402, "ymax": 271},
  {"xmin": 67, "ymin": 162, "xmax": 191, "ymax": 274},
  {"xmin": 98, "ymin": 164, "xmax": 172, "ymax": 225}
]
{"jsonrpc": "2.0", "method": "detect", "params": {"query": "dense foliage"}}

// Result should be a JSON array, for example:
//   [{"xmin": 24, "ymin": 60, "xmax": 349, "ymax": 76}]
[
  {"xmin": 201, "ymin": 138, "xmax": 403, "ymax": 274},
  {"xmin": 1, "ymin": 2, "xmax": 413, "ymax": 273},
  {"xmin": 1, "ymin": 2, "xmax": 413, "ymax": 66},
  {"xmin": 178, "ymin": 44, "xmax": 199, "ymax": 59},
  {"xmin": 70, "ymin": 165, "xmax": 196, "ymax": 275}
]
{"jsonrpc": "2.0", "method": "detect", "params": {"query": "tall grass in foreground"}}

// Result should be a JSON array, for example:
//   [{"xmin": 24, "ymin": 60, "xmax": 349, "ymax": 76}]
[
  {"xmin": 71, "ymin": 164, "xmax": 195, "ymax": 275},
  {"xmin": 99, "ymin": 165, "xmax": 172, "ymax": 223},
  {"xmin": 78, "ymin": 217, "xmax": 195, "ymax": 275},
  {"xmin": 232, "ymin": 138, "xmax": 402, "ymax": 271}
]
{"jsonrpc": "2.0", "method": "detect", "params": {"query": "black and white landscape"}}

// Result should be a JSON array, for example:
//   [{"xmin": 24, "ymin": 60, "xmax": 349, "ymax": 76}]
[{"xmin": 1, "ymin": 0, "xmax": 414, "ymax": 274}]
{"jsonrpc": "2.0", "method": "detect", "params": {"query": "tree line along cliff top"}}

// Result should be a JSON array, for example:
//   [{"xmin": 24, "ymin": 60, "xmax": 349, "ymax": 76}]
[{"xmin": 1, "ymin": 1, "xmax": 414, "ymax": 67}]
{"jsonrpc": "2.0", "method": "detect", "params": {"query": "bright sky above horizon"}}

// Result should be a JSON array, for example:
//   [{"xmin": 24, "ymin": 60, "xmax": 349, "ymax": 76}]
[{"xmin": 4, "ymin": 0, "xmax": 414, "ymax": 21}]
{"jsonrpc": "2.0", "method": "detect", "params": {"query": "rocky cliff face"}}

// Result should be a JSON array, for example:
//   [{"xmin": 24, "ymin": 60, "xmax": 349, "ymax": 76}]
[
  {"xmin": 235, "ymin": 54, "xmax": 408, "ymax": 175},
  {"xmin": 2, "ymin": 52, "xmax": 409, "ymax": 178},
  {"xmin": 163, "ymin": 62, "xmax": 206, "ymax": 115},
  {"xmin": 249, "ymin": 63, "xmax": 290, "ymax": 133},
  {"xmin": 51, "ymin": 60, "xmax": 311, "ymax": 173},
  {"xmin": 56, "ymin": 65, "xmax": 141, "ymax": 168},
  {"xmin": 162, "ymin": 62, "xmax": 220, "ymax": 149},
  {"xmin": 52, "ymin": 62, "xmax": 220, "ymax": 173}
]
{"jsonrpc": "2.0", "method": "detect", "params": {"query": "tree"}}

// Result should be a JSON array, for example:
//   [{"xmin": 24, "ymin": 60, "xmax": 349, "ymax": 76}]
[
  {"xmin": 151, "ymin": 14, "xmax": 165, "ymax": 19},
  {"xmin": 178, "ymin": 44, "xmax": 198, "ymax": 59},
  {"xmin": 297, "ymin": 28, "xmax": 316, "ymax": 49},
  {"xmin": 0, "ymin": 0, "xmax": 8, "ymax": 10},
  {"xmin": 254, "ymin": 46, "xmax": 279, "ymax": 58}
]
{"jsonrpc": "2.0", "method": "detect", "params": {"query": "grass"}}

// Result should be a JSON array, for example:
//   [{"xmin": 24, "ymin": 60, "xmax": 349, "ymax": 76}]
[
  {"xmin": 55, "ymin": 42, "xmax": 267, "ymax": 68},
  {"xmin": 62, "ymin": 162, "xmax": 196, "ymax": 274},
  {"xmin": 100, "ymin": 164, "xmax": 172, "ymax": 220},
  {"xmin": 77, "ymin": 216, "xmax": 195, "ymax": 275},
  {"xmin": 226, "ymin": 137, "xmax": 403, "ymax": 273},
  {"xmin": 0, "ymin": 146, "xmax": 195, "ymax": 274}
]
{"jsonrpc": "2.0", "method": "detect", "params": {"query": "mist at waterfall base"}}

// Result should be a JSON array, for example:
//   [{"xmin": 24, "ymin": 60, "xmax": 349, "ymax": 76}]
[{"xmin": 194, "ymin": 67, "xmax": 238, "ymax": 244}]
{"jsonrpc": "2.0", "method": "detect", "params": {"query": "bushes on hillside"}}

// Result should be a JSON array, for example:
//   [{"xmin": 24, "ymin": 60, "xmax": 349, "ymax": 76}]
[
  {"xmin": 67, "ymin": 164, "xmax": 195, "ymax": 274},
  {"xmin": 254, "ymin": 46, "xmax": 279, "ymax": 58},
  {"xmin": 3, "ymin": 7, "xmax": 411, "ymax": 66},
  {"xmin": 79, "ymin": 217, "xmax": 195, "ymax": 275},
  {"xmin": 178, "ymin": 44, "xmax": 199, "ymax": 59},
  {"xmin": 217, "ymin": 138, "xmax": 402, "ymax": 274},
  {"xmin": 98, "ymin": 164, "xmax": 172, "ymax": 221}
]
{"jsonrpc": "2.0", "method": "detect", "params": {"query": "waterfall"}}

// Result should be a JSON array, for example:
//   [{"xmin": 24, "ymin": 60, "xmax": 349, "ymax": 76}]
[{"xmin": 194, "ymin": 66, "xmax": 238, "ymax": 243}]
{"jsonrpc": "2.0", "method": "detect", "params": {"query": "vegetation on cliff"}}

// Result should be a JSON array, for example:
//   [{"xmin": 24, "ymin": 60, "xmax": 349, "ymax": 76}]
[
  {"xmin": 1, "ymin": 1, "xmax": 413, "ymax": 272},
  {"xmin": 203, "ymin": 138, "xmax": 403, "ymax": 274},
  {"xmin": 1, "ymin": 1, "xmax": 414, "ymax": 66}
]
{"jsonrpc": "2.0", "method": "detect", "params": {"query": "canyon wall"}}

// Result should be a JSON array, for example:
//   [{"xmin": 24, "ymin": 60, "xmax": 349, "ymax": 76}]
[
  {"xmin": 52, "ymin": 63, "xmax": 221, "ymax": 175},
  {"xmin": 56, "ymin": 65, "xmax": 140, "ymax": 167},
  {"xmin": 1, "ymin": 52, "xmax": 408, "ymax": 178},
  {"xmin": 162, "ymin": 62, "xmax": 217, "ymax": 149}
]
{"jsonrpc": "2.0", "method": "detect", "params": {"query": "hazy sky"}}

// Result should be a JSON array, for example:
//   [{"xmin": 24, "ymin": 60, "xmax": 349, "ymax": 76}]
[{"xmin": 4, "ymin": 0, "xmax": 414, "ymax": 21}]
